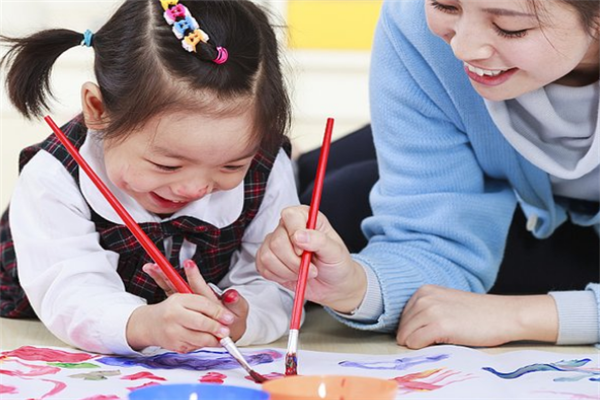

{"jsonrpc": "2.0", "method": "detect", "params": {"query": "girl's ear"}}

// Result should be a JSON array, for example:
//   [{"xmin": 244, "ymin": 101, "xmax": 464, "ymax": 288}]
[{"xmin": 81, "ymin": 82, "xmax": 109, "ymax": 130}]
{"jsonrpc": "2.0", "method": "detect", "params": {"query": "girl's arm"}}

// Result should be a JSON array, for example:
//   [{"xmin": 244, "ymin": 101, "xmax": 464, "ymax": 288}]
[
  {"xmin": 10, "ymin": 151, "xmax": 146, "ymax": 355},
  {"xmin": 217, "ymin": 149, "xmax": 300, "ymax": 346}
]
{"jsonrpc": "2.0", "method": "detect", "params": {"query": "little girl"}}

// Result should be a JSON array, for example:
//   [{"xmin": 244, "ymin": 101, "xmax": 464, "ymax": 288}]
[{"xmin": 0, "ymin": 0, "xmax": 298, "ymax": 355}]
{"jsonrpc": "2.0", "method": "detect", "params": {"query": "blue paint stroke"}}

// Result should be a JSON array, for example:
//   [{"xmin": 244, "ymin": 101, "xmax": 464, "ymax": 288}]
[
  {"xmin": 97, "ymin": 349, "xmax": 281, "ymax": 371},
  {"xmin": 339, "ymin": 354, "xmax": 449, "ymax": 371},
  {"xmin": 483, "ymin": 359, "xmax": 599, "ymax": 382}
]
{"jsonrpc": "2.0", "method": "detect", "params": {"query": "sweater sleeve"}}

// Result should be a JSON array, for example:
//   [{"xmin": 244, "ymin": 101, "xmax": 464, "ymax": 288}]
[
  {"xmin": 330, "ymin": 0, "xmax": 518, "ymax": 333},
  {"xmin": 549, "ymin": 285, "xmax": 600, "ymax": 345}
]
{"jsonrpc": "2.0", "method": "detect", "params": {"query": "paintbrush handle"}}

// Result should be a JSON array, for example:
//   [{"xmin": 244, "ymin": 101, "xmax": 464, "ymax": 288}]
[
  {"xmin": 43, "ymin": 116, "xmax": 192, "ymax": 294},
  {"xmin": 289, "ymin": 118, "xmax": 334, "ymax": 330}
]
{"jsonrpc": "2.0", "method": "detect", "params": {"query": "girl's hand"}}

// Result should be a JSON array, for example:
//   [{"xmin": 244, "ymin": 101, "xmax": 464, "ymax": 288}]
[
  {"xmin": 256, "ymin": 205, "xmax": 367, "ymax": 314},
  {"xmin": 126, "ymin": 260, "xmax": 240, "ymax": 353},
  {"xmin": 396, "ymin": 285, "xmax": 559, "ymax": 349},
  {"xmin": 143, "ymin": 260, "xmax": 249, "ymax": 342}
]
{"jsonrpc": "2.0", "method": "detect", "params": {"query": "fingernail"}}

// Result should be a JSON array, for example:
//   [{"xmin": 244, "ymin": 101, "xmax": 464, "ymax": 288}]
[
  {"xmin": 183, "ymin": 260, "xmax": 195, "ymax": 269},
  {"xmin": 222, "ymin": 313, "xmax": 235, "ymax": 324},
  {"xmin": 222, "ymin": 290, "xmax": 238, "ymax": 304},
  {"xmin": 218, "ymin": 327, "xmax": 230, "ymax": 338},
  {"xmin": 309, "ymin": 267, "xmax": 318, "ymax": 279},
  {"xmin": 295, "ymin": 230, "xmax": 309, "ymax": 244}
]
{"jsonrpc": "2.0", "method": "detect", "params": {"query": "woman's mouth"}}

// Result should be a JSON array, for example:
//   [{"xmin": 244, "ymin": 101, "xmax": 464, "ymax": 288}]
[{"xmin": 463, "ymin": 62, "xmax": 518, "ymax": 86}]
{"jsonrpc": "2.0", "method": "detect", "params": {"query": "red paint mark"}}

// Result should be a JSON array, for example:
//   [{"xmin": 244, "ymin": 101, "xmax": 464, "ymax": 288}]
[
  {"xmin": 244, "ymin": 372, "xmax": 285, "ymax": 382},
  {"xmin": 121, "ymin": 371, "xmax": 167, "ymax": 381},
  {"xmin": 79, "ymin": 395, "xmax": 120, "ymax": 400},
  {"xmin": 222, "ymin": 290, "xmax": 239, "ymax": 304},
  {"xmin": 127, "ymin": 381, "xmax": 159, "ymax": 391},
  {"xmin": 1, "ymin": 346, "xmax": 95, "ymax": 363},
  {"xmin": 0, "ymin": 384, "xmax": 18, "ymax": 394},
  {"xmin": 200, "ymin": 372, "xmax": 227, "ymax": 384},
  {"xmin": 39, "ymin": 379, "xmax": 67, "ymax": 399},
  {"xmin": 0, "ymin": 359, "xmax": 61, "ymax": 377}
]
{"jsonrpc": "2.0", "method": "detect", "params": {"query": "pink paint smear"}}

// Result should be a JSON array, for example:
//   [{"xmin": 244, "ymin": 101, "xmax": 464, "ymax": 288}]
[
  {"xmin": 1, "ymin": 346, "xmax": 96, "ymax": 363},
  {"xmin": 121, "ymin": 371, "xmax": 166, "ymax": 381}
]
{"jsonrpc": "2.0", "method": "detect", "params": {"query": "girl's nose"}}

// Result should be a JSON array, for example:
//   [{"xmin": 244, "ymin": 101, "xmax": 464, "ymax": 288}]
[{"xmin": 173, "ymin": 182, "xmax": 211, "ymax": 200}]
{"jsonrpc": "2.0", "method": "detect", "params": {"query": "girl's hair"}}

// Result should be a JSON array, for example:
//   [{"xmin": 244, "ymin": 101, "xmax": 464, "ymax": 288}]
[
  {"xmin": 532, "ymin": 0, "xmax": 600, "ymax": 38},
  {"xmin": 0, "ymin": 0, "xmax": 290, "ymax": 153}
]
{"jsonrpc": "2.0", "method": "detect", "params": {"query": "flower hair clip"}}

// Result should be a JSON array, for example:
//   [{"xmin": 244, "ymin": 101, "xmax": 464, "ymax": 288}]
[{"xmin": 160, "ymin": 0, "xmax": 227, "ymax": 64}]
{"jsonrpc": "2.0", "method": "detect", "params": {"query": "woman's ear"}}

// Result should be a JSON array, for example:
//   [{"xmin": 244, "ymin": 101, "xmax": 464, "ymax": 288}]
[{"xmin": 81, "ymin": 82, "xmax": 109, "ymax": 130}]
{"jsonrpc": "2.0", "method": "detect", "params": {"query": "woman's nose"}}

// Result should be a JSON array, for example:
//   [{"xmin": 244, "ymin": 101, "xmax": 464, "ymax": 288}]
[{"xmin": 449, "ymin": 20, "xmax": 494, "ymax": 62}]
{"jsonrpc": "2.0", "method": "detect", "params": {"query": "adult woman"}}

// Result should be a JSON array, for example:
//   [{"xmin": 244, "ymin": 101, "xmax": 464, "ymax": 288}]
[{"xmin": 257, "ymin": 0, "xmax": 599, "ymax": 348}]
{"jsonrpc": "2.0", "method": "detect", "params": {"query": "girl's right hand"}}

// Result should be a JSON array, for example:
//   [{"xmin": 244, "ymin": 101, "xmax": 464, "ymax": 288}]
[
  {"xmin": 126, "ymin": 262, "xmax": 235, "ymax": 353},
  {"xmin": 256, "ymin": 206, "xmax": 368, "ymax": 314}
]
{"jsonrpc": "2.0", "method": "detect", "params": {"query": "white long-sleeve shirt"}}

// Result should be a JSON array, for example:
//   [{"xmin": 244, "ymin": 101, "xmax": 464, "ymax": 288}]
[{"xmin": 9, "ymin": 132, "xmax": 299, "ymax": 355}]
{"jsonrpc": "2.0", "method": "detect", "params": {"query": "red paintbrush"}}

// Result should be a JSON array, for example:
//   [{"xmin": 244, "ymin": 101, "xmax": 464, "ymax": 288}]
[
  {"xmin": 44, "ymin": 115, "xmax": 267, "ymax": 383},
  {"xmin": 285, "ymin": 117, "xmax": 334, "ymax": 375}
]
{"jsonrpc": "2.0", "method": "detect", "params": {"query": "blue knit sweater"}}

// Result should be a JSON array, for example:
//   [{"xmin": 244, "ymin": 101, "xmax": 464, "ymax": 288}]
[{"xmin": 332, "ymin": 0, "xmax": 600, "ymax": 342}]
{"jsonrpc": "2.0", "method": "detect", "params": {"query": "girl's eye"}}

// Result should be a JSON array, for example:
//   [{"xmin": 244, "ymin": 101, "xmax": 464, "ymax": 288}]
[
  {"xmin": 430, "ymin": 0, "xmax": 458, "ymax": 13},
  {"xmin": 150, "ymin": 162, "xmax": 181, "ymax": 171},
  {"xmin": 223, "ymin": 165, "xmax": 244, "ymax": 172},
  {"xmin": 494, "ymin": 24, "xmax": 528, "ymax": 39}
]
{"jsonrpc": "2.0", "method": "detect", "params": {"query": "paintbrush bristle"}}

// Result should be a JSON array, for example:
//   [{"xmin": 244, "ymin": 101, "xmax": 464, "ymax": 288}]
[
  {"xmin": 249, "ymin": 370, "xmax": 268, "ymax": 383},
  {"xmin": 285, "ymin": 352, "xmax": 298, "ymax": 375}
]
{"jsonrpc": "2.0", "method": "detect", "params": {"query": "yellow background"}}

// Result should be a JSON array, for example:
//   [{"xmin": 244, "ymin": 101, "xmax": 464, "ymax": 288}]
[{"xmin": 287, "ymin": 1, "xmax": 383, "ymax": 50}]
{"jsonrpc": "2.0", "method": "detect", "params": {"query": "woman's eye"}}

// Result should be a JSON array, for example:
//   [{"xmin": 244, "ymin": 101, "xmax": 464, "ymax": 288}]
[
  {"xmin": 430, "ymin": 0, "xmax": 458, "ymax": 13},
  {"xmin": 494, "ymin": 24, "xmax": 528, "ymax": 39}
]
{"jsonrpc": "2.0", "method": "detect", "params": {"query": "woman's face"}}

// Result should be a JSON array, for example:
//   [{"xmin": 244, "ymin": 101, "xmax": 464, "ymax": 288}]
[{"xmin": 425, "ymin": 0, "xmax": 599, "ymax": 101}]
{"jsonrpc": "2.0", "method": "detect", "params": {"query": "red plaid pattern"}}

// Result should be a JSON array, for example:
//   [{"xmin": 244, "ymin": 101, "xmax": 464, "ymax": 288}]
[{"xmin": 0, "ymin": 116, "xmax": 286, "ymax": 317}]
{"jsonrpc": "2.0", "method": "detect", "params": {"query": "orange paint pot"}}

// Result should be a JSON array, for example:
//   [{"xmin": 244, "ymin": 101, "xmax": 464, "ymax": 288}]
[{"xmin": 263, "ymin": 375, "xmax": 397, "ymax": 400}]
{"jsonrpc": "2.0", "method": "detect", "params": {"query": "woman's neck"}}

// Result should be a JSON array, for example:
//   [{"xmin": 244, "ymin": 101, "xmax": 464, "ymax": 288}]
[{"xmin": 554, "ymin": 37, "xmax": 599, "ymax": 87}]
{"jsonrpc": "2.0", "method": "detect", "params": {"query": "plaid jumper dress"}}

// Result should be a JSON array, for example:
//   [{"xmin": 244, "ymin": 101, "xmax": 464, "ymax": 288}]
[{"xmin": 0, "ymin": 118, "xmax": 284, "ymax": 318}]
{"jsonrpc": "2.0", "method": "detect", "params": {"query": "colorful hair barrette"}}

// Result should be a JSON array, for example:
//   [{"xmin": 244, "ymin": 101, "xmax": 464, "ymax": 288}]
[{"xmin": 160, "ymin": 0, "xmax": 227, "ymax": 64}]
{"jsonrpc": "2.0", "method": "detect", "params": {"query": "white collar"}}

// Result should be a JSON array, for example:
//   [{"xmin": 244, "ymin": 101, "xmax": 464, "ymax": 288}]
[{"xmin": 79, "ymin": 130, "xmax": 244, "ymax": 227}]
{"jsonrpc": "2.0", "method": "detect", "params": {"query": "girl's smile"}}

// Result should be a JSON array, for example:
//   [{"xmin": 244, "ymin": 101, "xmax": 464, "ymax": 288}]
[
  {"xmin": 463, "ymin": 62, "xmax": 518, "ymax": 86},
  {"xmin": 103, "ymin": 104, "xmax": 258, "ymax": 216}
]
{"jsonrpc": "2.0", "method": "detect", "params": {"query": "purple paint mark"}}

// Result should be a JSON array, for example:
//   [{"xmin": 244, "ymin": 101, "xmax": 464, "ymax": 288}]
[
  {"xmin": 78, "ymin": 396, "xmax": 120, "ymax": 400},
  {"xmin": 1, "ymin": 347, "xmax": 96, "ymax": 363},
  {"xmin": 0, "ymin": 384, "xmax": 18, "ymax": 394},
  {"xmin": 483, "ymin": 359, "xmax": 600, "ymax": 382},
  {"xmin": 340, "ymin": 354, "xmax": 449, "ymax": 370},
  {"xmin": 536, "ymin": 391, "xmax": 600, "ymax": 400},
  {"xmin": 98, "ymin": 349, "xmax": 282, "ymax": 371},
  {"xmin": 121, "ymin": 371, "xmax": 166, "ymax": 381}
]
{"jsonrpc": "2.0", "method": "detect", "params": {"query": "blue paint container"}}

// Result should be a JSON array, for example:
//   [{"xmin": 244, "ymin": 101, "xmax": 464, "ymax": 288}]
[{"xmin": 129, "ymin": 383, "xmax": 270, "ymax": 400}]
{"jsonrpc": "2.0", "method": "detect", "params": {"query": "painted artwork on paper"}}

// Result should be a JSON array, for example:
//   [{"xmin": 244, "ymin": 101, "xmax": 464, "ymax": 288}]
[{"xmin": 0, "ymin": 345, "xmax": 598, "ymax": 399}]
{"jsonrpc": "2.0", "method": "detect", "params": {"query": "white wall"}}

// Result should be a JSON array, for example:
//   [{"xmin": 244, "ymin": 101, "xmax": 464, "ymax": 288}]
[{"xmin": 0, "ymin": 1, "xmax": 371, "ymax": 209}]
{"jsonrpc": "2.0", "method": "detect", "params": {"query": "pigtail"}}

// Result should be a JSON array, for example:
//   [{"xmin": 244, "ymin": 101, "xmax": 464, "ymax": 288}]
[{"xmin": 0, "ymin": 29, "xmax": 84, "ymax": 118}]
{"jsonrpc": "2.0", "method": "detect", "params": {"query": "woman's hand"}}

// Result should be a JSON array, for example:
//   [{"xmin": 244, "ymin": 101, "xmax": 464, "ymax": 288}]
[
  {"xmin": 256, "ymin": 205, "xmax": 367, "ymax": 314},
  {"xmin": 126, "ymin": 260, "xmax": 247, "ymax": 352},
  {"xmin": 396, "ymin": 285, "xmax": 559, "ymax": 349}
]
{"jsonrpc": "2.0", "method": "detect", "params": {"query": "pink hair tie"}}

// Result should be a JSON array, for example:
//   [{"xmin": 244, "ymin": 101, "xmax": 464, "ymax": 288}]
[{"xmin": 213, "ymin": 46, "xmax": 228, "ymax": 64}]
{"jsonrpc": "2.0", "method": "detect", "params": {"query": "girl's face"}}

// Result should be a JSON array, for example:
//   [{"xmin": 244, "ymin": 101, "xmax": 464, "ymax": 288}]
[
  {"xmin": 425, "ymin": 0, "xmax": 599, "ymax": 101},
  {"xmin": 103, "ymin": 107, "xmax": 258, "ymax": 216}
]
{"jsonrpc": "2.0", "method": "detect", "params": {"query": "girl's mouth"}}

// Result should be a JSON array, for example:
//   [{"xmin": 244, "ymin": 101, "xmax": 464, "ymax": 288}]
[
  {"xmin": 150, "ymin": 192, "xmax": 191, "ymax": 210},
  {"xmin": 463, "ymin": 62, "xmax": 518, "ymax": 86}
]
